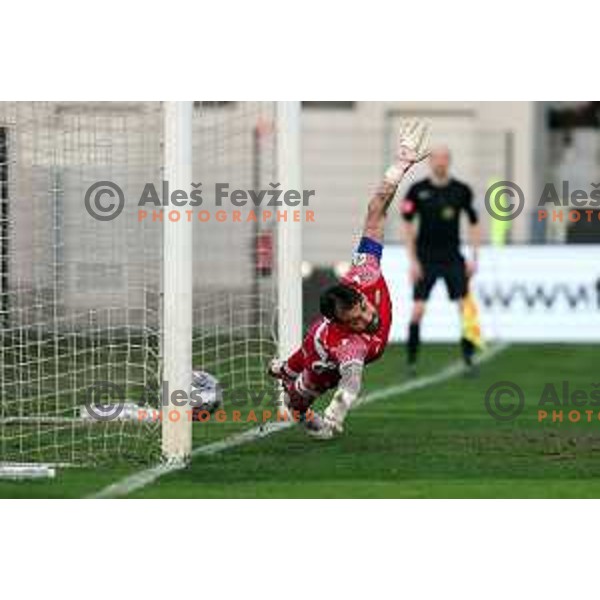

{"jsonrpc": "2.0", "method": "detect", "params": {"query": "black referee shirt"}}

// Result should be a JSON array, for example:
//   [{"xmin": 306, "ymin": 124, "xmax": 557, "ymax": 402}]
[{"xmin": 401, "ymin": 178, "xmax": 478, "ymax": 263}]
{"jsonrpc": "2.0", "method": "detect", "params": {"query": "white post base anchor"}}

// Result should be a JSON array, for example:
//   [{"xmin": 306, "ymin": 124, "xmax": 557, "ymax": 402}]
[{"xmin": 0, "ymin": 464, "xmax": 57, "ymax": 479}]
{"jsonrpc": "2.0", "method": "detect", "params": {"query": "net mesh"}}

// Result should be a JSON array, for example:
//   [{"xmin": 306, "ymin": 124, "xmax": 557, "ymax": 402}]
[
  {"xmin": 0, "ymin": 101, "xmax": 280, "ymax": 465},
  {"xmin": 190, "ymin": 102, "xmax": 279, "ymax": 444}
]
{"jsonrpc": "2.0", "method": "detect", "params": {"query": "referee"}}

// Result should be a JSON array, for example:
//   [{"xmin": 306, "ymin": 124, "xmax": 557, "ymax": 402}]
[{"xmin": 401, "ymin": 146, "xmax": 480, "ymax": 375}]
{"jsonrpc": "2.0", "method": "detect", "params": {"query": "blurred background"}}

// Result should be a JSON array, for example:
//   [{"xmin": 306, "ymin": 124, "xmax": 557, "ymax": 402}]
[
  {"xmin": 298, "ymin": 101, "xmax": 600, "ymax": 343},
  {"xmin": 300, "ymin": 101, "xmax": 600, "ymax": 257}
]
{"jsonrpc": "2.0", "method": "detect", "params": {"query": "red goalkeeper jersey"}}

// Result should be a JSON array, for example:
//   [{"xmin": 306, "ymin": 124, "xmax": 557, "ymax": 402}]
[{"xmin": 282, "ymin": 252, "xmax": 392, "ymax": 409}]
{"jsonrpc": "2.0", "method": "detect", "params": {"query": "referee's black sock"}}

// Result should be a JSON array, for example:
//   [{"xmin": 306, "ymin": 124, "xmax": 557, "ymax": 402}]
[
  {"xmin": 407, "ymin": 322, "xmax": 421, "ymax": 366},
  {"xmin": 461, "ymin": 336, "xmax": 475, "ymax": 366}
]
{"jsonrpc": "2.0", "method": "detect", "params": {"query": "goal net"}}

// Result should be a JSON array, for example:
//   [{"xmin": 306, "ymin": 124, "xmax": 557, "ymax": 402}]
[{"xmin": 0, "ymin": 101, "xmax": 301, "ymax": 474}]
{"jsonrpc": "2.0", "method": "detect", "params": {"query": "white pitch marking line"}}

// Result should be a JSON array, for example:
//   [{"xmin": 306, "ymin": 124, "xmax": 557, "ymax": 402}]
[{"xmin": 89, "ymin": 342, "xmax": 509, "ymax": 499}]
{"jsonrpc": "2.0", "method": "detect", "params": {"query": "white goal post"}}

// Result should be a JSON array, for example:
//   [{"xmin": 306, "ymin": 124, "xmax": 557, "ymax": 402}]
[
  {"xmin": 0, "ymin": 101, "xmax": 303, "ymax": 477},
  {"xmin": 161, "ymin": 101, "xmax": 193, "ymax": 464},
  {"xmin": 160, "ymin": 101, "xmax": 303, "ymax": 463},
  {"xmin": 276, "ymin": 102, "xmax": 303, "ymax": 363}
]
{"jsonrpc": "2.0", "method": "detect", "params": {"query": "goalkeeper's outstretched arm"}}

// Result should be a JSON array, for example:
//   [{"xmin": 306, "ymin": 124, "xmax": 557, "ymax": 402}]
[
  {"xmin": 362, "ymin": 119, "xmax": 431, "ymax": 244},
  {"xmin": 323, "ymin": 120, "xmax": 431, "ymax": 435},
  {"xmin": 268, "ymin": 120, "xmax": 431, "ymax": 433}
]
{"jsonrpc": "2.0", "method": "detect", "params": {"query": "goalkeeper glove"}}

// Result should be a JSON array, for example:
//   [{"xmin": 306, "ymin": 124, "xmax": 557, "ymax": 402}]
[
  {"xmin": 323, "ymin": 389, "xmax": 355, "ymax": 435},
  {"xmin": 385, "ymin": 119, "xmax": 431, "ymax": 185}
]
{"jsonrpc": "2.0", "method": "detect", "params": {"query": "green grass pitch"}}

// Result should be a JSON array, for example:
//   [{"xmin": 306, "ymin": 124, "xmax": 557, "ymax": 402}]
[{"xmin": 2, "ymin": 343, "xmax": 600, "ymax": 498}]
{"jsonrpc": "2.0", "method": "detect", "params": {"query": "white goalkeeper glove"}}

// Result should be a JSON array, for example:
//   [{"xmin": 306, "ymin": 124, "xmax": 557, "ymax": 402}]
[
  {"xmin": 323, "ymin": 360, "xmax": 364, "ymax": 435},
  {"xmin": 384, "ymin": 119, "xmax": 431, "ymax": 185},
  {"xmin": 323, "ymin": 388, "xmax": 356, "ymax": 435}
]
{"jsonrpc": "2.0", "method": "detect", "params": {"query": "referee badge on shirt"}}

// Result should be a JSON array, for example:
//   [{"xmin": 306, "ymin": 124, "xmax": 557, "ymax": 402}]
[{"xmin": 441, "ymin": 205, "xmax": 456, "ymax": 220}]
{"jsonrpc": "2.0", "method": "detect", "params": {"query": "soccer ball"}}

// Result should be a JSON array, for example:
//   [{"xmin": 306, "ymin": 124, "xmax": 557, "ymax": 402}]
[{"xmin": 191, "ymin": 370, "xmax": 223, "ymax": 417}]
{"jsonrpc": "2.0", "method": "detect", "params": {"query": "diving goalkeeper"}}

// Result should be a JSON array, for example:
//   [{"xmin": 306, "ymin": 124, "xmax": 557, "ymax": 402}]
[{"xmin": 269, "ymin": 120, "xmax": 430, "ymax": 438}]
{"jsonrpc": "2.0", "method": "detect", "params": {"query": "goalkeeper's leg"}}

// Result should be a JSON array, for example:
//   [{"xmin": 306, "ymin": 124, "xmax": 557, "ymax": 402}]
[
  {"xmin": 269, "ymin": 353, "xmax": 333, "ymax": 437},
  {"xmin": 278, "ymin": 388, "xmax": 333, "ymax": 439}
]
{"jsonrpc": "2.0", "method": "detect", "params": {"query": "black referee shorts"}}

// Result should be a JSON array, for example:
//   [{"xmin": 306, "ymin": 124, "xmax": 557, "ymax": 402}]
[{"xmin": 413, "ymin": 259, "xmax": 468, "ymax": 302}]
